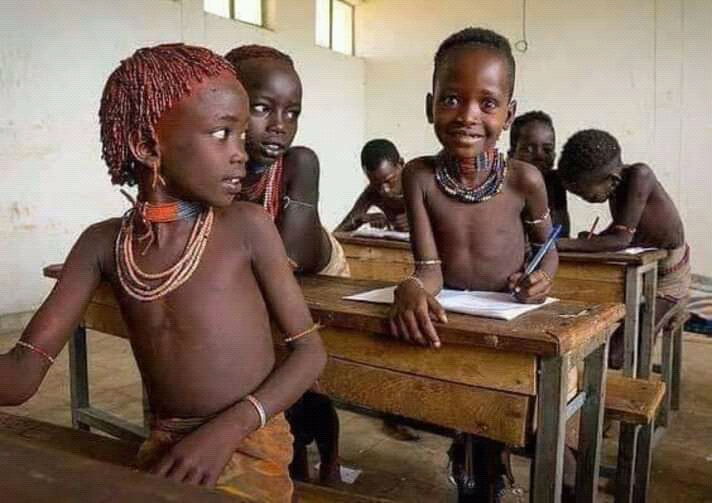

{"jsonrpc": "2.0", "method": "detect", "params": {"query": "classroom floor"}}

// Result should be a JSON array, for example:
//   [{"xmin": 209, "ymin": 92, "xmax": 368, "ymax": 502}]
[{"xmin": 1, "ymin": 331, "xmax": 711, "ymax": 503}]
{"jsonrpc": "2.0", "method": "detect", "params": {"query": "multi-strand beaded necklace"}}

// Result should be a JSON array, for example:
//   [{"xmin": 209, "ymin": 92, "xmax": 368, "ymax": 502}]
[
  {"xmin": 241, "ymin": 157, "xmax": 285, "ymax": 220},
  {"xmin": 434, "ymin": 148, "xmax": 507, "ymax": 203},
  {"xmin": 115, "ymin": 198, "xmax": 213, "ymax": 302}
]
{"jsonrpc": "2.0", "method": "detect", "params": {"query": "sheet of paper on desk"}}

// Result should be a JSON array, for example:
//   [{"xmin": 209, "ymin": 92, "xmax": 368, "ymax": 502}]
[
  {"xmin": 352, "ymin": 224, "xmax": 410, "ymax": 242},
  {"xmin": 344, "ymin": 286, "xmax": 557, "ymax": 321},
  {"xmin": 621, "ymin": 247, "xmax": 659, "ymax": 254}
]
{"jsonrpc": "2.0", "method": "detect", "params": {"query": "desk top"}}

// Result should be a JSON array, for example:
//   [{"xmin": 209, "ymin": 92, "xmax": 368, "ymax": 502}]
[
  {"xmin": 334, "ymin": 232, "xmax": 411, "ymax": 250},
  {"xmin": 43, "ymin": 265, "xmax": 624, "ymax": 357},
  {"xmin": 0, "ymin": 420, "xmax": 244, "ymax": 503}
]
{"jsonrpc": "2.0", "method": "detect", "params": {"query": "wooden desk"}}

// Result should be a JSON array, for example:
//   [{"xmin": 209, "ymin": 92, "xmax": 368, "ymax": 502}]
[
  {"xmin": 334, "ymin": 232, "xmax": 667, "ymax": 378},
  {"xmin": 43, "ymin": 266, "xmax": 623, "ymax": 503},
  {"xmin": 0, "ymin": 414, "xmax": 246, "ymax": 503}
]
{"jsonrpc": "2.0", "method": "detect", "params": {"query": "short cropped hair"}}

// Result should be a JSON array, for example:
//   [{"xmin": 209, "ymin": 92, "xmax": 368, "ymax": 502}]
[
  {"xmin": 224, "ymin": 44, "xmax": 294, "ymax": 75},
  {"xmin": 361, "ymin": 139, "xmax": 401, "ymax": 172},
  {"xmin": 433, "ymin": 27, "xmax": 515, "ymax": 97},
  {"xmin": 99, "ymin": 43, "xmax": 235, "ymax": 186},
  {"xmin": 509, "ymin": 111, "xmax": 554, "ymax": 148},
  {"xmin": 558, "ymin": 129, "xmax": 621, "ymax": 183}
]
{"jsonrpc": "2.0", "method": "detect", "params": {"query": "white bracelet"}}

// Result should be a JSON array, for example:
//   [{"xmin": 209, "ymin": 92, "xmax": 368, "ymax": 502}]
[{"xmin": 244, "ymin": 394, "xmax": 267, "ymax": 429}]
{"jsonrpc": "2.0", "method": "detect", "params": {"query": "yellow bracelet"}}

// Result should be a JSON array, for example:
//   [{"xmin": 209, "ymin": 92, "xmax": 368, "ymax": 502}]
[{"xmin": 284, "ymin": 323, "xmax": 322, "ymax": 344}]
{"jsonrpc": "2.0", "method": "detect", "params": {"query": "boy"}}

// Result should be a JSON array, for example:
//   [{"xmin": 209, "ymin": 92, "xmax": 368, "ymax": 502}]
[
  {"xmin": 225, "ymin": 44, "xmax": 345, "ymax": 483},
  {"xmin": 336, "ymin": 138, "xmax": 409, "ymax": 233},
  {"xmin": 509, "ymin": 111, "xmax": 570, "ymax": 237},
  {"xmin": 225, "ymin": 45, "xmax": 349, "ymax": 278},
  {"xmin": 557, "ymin": 129, "xmax": 690, "ymax": 366},
  {"xmin": 388, "ymin": 28, "xmax": 558, "ymax": 501},
  {"xmin": 0, "ymin": 44, "xmax": 326, "ymax": 503}
]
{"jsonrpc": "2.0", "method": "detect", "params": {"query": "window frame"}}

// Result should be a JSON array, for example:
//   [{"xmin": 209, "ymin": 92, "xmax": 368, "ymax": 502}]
[
  {"xmin": 317, "ymin": 0, "xmax": 355, "ymax": 56},
  {"xmin": 204, "ymin": 0, "xmax": 266, "ymax": 29}
]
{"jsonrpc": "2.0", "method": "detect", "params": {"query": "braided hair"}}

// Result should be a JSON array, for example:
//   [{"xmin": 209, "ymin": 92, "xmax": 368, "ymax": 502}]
[{"xmin": 99, "ymin": 43, "xmax": 236, "ymax": 186}]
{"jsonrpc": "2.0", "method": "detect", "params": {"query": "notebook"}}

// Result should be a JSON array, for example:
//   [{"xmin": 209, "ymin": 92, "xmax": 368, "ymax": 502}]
[
  {"xmin": 344, "ymin": 286, "xmax": 557, "ymax": 321},
  {"xmin": 352, "ymin": 224, "xmax": 410, "ymax": 242},
  {"xmin": 621, "ymin": 247, "xmax": 659, "ymax": 255}
]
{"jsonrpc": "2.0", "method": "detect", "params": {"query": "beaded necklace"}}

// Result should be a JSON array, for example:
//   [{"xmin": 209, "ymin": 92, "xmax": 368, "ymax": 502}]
[
  {"xmin": 241, "ymin": 157, "xmax": 284, "ymax": 220},
  {"xmin": 115, "ymin": 196, "xmax": 214, "ymax": 302},
  {"xmin": 434, "ymin": 148, "xmax": 507, "ymax": 203}
]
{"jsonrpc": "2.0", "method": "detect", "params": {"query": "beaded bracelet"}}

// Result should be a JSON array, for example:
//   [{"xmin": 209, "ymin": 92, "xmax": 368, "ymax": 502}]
[
  {"xmin": 15, "ymin": 341, "xmax": 55, "ymax": 365},
  {"xmin": 524, "ymin": 208, "xmax": 551, "ymax": 225},
  {"xmin": 284, "ymin": 323, "xmax": 322, "ymax": 344},
  {"xmin": 414, "ymin": 259, "xmax": 442, "ymax": 266},
  {"xmin": 244, "ymin": 394, "xmax": 267, "ymax": 429}
]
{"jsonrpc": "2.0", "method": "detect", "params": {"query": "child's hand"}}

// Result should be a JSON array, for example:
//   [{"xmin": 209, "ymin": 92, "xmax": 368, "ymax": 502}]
[
  {"xmin": 508, "ymin": 270, "xmax": 553, "ymax": 304},
  {"xmin": 151, "ymin": 418, "xmax": 239, "ymax": 487},
  {"xmin": 392, "ymin": 213, "xmax": 409, "ymax": 232},
  {"xmin": 365, "ymin": 213, "xmax": 389, "ymax": 229},
  {"xmin": 388, "ymin": 279, "xmax": 447, "ymax": 347}
]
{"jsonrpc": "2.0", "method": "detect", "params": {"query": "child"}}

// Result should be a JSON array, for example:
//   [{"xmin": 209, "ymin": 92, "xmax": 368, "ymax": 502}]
[
  {"xmin": 225, "ymin": 44, "xmax": 344, "ymax": 484},
  {"xmin": 224, "ymin": 45, "xmax": 349, "ymax": 278},
  {"xmin": 336, "ymin": 138, "xmax": 409, "ymax": 232},
  {"xmin": 388, "ymin": 28, "xmax": 558, "ymax": 501},
  {"xmin": 0, "ymin": 44, "xmax": 326, "ymax": 503},
  {"xmin": 556, "ymin": 129, "xmax": 690, "ymax": 366},
  {"xmin": 509, "ymin": 111, "xmax": 570, "ymax": 237}
]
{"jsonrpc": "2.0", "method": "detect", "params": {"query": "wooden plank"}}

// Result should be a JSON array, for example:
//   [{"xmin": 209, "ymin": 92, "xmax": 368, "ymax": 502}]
[
  {"xmin": 315, "ymin": 326, "xmax": 537, "ymax": 395},
  {"xmin": 0, "ymin": 432, "xmax": 246, "ymax": 503},
  {"xmin": 334, "ymin": 232, "xmax": 410, "ymax": 251},
  {"xmin": 559, "ymin": 249, "xmax": 668, "ymax": 266},
  {"xmin": 556, "ymin": 261, "xmax": 627, "ymax": 283},
  {"xmin": 300, "ymin": 276, "xmax": 625, "ymax": 356},
  {"xmin": 550, "ymin": 278, "xmax": 625, "ymax": 304},
  {"xmin": 604, "ymin": 373, "xmax": 666, "ymax": 424},
  {"xmin": 295, "ymin": 482, "xmax": 395, "ymax": 503},
  {"xmin": 318, "ymin": 357, "xmax": 531, "ymax": 446},
  {"xmin": 345, "ymin": 258, "xmax": 412, "ymax": 283}
]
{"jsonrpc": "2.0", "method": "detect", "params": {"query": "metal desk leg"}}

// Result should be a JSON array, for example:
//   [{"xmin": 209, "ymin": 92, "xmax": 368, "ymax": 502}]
[
  {"xmin": 671, "ymin": 324, "xmax": 683, "ymax": 411},
  {"xmin": 637, "ymin": 266, "xmax": 657, "ymax": 379},
  {"xmin": 532, "ymin": 353, "xmax": 570, "ymax": 503},
  {"xmin": 615, "ymin": 423, "xmax": 638, "ymax": 503},
  {"xmin": 68, "ymin": 325, "xmax": 90, "ymax": 431},
  {"xmin": 142, "ymin": 385, "xmax": 151, "ymax": 433},
  {"xmin": 575, "ymin": 342, "xmax": 609, "ymax": 503},
  {"xmin": 633, "ymin": 420, "xmax": 654, "ymax": 503},
  {"xmin": 659, "ymin": 323, "xmax": 674, "ymax": 427},
  {"xmin": 623, "ymin": 267, "xmax": 642, "ymax": 377}
]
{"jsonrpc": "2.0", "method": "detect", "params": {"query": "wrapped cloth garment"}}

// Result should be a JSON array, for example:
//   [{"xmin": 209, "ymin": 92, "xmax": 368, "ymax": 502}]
[
  {"xmin": 318, "ymin": 230, "xmax": 351, "ymax": 278},
  {"xmin": 137, "ymin": 413, "xmax": 294, "ymax": 503},
  {"xmin": 657, "ymin": 244, "xmax": 691, "ymax": 303}
]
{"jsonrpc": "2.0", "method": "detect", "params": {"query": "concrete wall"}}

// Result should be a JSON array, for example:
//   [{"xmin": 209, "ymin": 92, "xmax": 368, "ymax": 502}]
[
  {"xmin": 0, "ymin": 0, "xmax": 365, "ymax": 316},
  {"xmin": 356, "ymin": 0, "xmax": 711, "ymax": 276}
]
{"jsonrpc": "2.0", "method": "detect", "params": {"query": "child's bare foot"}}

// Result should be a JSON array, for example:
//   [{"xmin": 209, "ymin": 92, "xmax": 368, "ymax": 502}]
[{"xmin": 382, "ymin": 419, "xmax": 421, "ymax": 441}]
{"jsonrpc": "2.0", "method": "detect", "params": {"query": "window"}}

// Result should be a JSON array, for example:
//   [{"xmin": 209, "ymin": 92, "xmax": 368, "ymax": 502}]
[
  {"xmin": 315, "ymin": 0, "xmax": 354, "ymax": 55},
  {"xmin": 204, "ymin": 0, "xmax": 263, "ymax": 27}
]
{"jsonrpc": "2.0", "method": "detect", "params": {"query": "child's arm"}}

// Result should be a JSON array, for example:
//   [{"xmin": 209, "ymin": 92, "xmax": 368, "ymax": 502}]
[
  {"xmin": 335, "ymin": 187, "xmax": 382, "ymax": 232},
  {"xmin": 509, "ymin": 163, "xmax": 558, "ymax": 303},
  {"xmin": 0, "ymin": 223, "xmax": 106, "ymax": 405},
  {"xmin": 558, "ymin": 164, "xmax": 654, "ymax": 252},
  {"xmin": 278, "ymin": 146, "xmax": 328, "ymax": 273},
  {"xmin": 152, "ymin": 206, "xmax": 327, "ymax": 487},
  {"xmin": 389, "ymin": 161, "xmax": 447, "ymax": 348}
]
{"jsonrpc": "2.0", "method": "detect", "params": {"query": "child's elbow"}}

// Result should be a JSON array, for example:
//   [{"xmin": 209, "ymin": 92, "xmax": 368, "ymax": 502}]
[{"xmin": 0, "ymin": 383, "xmax": 37, "ymax": 406}]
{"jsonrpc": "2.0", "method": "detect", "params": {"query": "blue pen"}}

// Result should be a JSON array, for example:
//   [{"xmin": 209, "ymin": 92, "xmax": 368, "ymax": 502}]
[{"xmin": 513, "ymin": 224, "xmax": 562, "ymax": 294}]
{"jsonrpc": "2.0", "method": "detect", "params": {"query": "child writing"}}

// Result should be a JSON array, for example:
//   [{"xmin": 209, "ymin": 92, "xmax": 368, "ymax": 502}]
[
  {"xmin": 387, "ymin": 27, "xmax": 558, "ymax": 501},
  {"xmin": 556, "ymin": 128, "xmax": 690, "ymax": 366},
  {"xmin": 225, "ymin": 44, "xmax": 345, "ymax": 483},
  {"xmin": 225, "ymin": 45, "xmax": 349, "ymax": 278},
  {"xmin": 336, "ymin": 138, "xmax": 409, "ymax": 233},
  {"xmin": 509, "ymin": 111, "xmax": 570, "ymax": 237},
  {"xmin": 0, "ymin": 44, "xmax": 326, "ymax": 503}
]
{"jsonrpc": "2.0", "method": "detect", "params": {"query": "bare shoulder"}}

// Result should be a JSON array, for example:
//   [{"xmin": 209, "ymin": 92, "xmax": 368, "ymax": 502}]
[
  {"xmin": 625, "ymin": 163, "xmax": 656, "ymax": 183},
  {"xmin": 68, "ymin": 217, "xmax": 122, "ymax": 276},
  {"xmin": 284, "ymin": 145, "xmax": 319, "ymax": 179},
  {"xmin": 506, "ymin": 158, "xmax": 546, "ymax": 194},
  {"xmin": 403, "ymin": 156, "xmax": 436, "ymax": 184}
]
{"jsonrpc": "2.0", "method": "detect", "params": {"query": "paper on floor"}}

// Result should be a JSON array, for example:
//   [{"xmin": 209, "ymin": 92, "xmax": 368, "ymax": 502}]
[{"xmin": 344, "ymin": 286, "xmax": 557, "ymax": 321}]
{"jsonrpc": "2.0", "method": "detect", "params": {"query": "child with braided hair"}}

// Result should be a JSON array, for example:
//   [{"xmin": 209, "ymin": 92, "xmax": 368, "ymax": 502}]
[
  {"xmin": 0, "ymin": 43, "xmax": 326, "ymax": 503},
  {"xmin": 225, "ymin": 43, "xmax": 345, "ymax": 484}
]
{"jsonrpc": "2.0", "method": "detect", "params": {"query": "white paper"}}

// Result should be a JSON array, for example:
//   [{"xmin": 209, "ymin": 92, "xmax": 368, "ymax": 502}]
[
  {"xmin": 344, "ymin": 286, "xmax": 557, "ymax": 321},
  {"xmin": 313, "ymin": 464, "xmax": 362, "ymax": 484},
  {"xmin": 621, "ymin": 247, "xmax": 659, "ymax": 255},
  {"xmin": 352, "ymin": 224, "xmax": 410, "ymax": 242}
]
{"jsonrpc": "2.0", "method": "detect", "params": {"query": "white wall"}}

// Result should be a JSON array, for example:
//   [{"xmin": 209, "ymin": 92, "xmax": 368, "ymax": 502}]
[
  {"xmin": 0, "ymin": 0, "xmax": 365, "ymax": 316},
  {"xmin": 356, "ymin": 0, "xmax": 711, "ymax": 276}
]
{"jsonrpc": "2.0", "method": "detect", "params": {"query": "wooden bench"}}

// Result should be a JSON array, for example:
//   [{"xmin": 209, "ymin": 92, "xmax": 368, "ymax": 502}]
[
  {"xmin": 0, "ymin": 412, "xmax": 392, "ymax": 503},
  {"xmin": 603, "ymin": 373, "xmax": 666, "ymax": 503}
]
